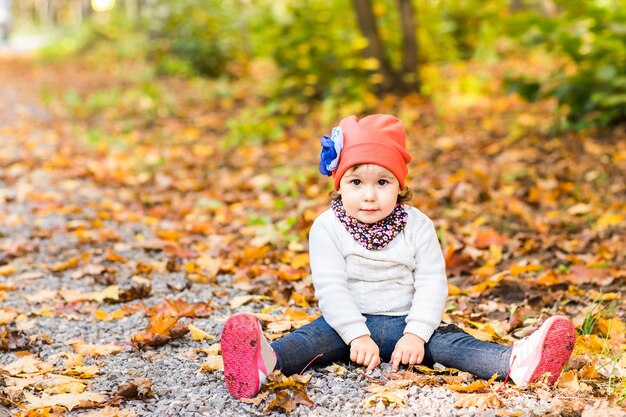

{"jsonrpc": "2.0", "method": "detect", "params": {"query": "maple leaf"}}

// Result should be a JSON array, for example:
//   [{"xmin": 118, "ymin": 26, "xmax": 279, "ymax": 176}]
[
  {"xmin": 264, "ymin": 389, "xmax": 314, "ymax": 413},
  {"xmin": 145, "ymin": 298, "xmax": 213, "ymax": 318},
  {"xmin": 262, "ymin": 371, "xmax": 314, "ymax": 412},
  {"xmin": 131, "ymin": 313, "xmax": 189, "ymax": 349}
]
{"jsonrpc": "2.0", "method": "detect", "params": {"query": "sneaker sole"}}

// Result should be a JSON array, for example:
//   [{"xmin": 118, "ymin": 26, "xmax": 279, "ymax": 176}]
[
  {"xmin": 221, "ymin": 312, "xmax": 262, "ymax": 399},
  {"xmin": 527, "ymin": 316, "xmax": 576, "ymax": 384}
]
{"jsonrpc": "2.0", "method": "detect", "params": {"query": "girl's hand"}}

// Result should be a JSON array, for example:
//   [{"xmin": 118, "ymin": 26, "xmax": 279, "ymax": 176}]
[
  {"xmin": 349, "ymin": 335, "xmax": 381, "ymax": 372},
  {"xmin": 390, "ymin": 333, "xmax": 425, "ymax": 372}
]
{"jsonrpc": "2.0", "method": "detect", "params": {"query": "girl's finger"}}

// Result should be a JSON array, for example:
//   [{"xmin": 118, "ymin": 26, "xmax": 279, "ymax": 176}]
[
  {"xmin": 363, "ymin": 352, "xmax": 373, "ymax": 367},
  {"xmin": 390, "ymin": 350, "xmax": 400, "ymax": 371},
  {"xmin": 350, "ymin": 349, "xmax": 357, "ymax": 363},
  {"xmin": 366, "ymin": 354, "xmax": 378, "ymax": 372},
  {"xmin": 401, "ymin": 351, "xmax": 411, "ymax": 365}
]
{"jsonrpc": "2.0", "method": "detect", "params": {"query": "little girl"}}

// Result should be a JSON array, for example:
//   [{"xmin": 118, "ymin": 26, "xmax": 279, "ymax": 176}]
[{"xmin": 220, "ymin": 114, "xmax": 576, "ymax": 399}]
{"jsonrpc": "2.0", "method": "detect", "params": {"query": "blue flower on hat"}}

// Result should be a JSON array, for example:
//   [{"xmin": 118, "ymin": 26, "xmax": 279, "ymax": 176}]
[{"xmin": 319, "ymin": 127, "xmax": 343, "ymax": 176}]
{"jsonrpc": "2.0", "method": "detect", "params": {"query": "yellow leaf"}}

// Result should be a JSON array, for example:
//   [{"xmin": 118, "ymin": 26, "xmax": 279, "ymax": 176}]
[
  {"xmin": 509, "ymin": 263, "xmax": 542, "ymax": 276},
  {"xmin": 290, "ymin": 292, "xmax": 310, "ymax": 308},
  {"xmin": 447, "ymin": 284, "xmax": 462, "ymax": 296},
  {"xmin": 196, "ymin": 343, "xmax": 221, "ymax": 356},
  {"xmin": 595, "ymin": 318, "xmax": 626, "ymax": 342},
  {"xmin": 362, "ymin": 390, "xmax": 408, "ymax": 408},
  {"xmin": 290, "ymin": 253, "xmax": 309, "ymax": 269},
  {"xmin": 588, "ymin": 291, "xmax": 621, "ymax": 301},
  {"xmin": 155, "ymin": 229, "xmax": 183, "ymax": 241},
  {"xmin": 0, "ymin": 264, "xmax": 15, "ymax": 276},
  {"xmin": 188, "ymin": 324, "xmax": 215, "ymax": 341},
  {"xmin": 595, "ymin": 213, "xmax": 623, "ymax": 231},
  {"xmin": 446, "ymin": 373, "xmax": 498, "ymax": 392},
  {"xmin": 573, "ymin": 334, "xmax": 608, "ymax": 355},
  {"xmin": 454, "ymin": 393, "xmax": 504, "ymax": 409},
  {"xmin": 91, "ymin": 285, "xmax": 120, "ymax": 302},
  {"xmin": 48, "ymin": 257, "xmax": 79, "ymax": 272},
  {"xmin": 95, "ymin": 309, "xmax": 126, "ymax": 321},
  {"xmin": 200, "ymin": 356, "xmax": 224, "ymax": 371},
  {"xmin": 79, "ymin": 406, "xmax": 137, "ymax": 417},
  {"xmin": 23, "ymin": 391, "xmax": 106, "ymax": 411},
  {"xmin": 71, "ymin": 343, "xmax": 124, "ymax": 357},
  {"xmin": 3, "ymin": 355, "xmax": 51, "ymax": 375},
  {"xmin": 42, "ymin": 376, "xmax": 86, "ymax": 394}
]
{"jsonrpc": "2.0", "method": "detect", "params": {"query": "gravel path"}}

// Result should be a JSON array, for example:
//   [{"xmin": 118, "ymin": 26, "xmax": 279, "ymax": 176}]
[{"xmin": 0, "ymin": 59, "xmax": 562, "ymax": 417}]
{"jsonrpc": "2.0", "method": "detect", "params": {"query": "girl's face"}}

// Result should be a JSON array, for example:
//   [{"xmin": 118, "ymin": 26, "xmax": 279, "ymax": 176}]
[{"xmin": 338, "ymin": 164, "xmax": 401, "ymax": 224}]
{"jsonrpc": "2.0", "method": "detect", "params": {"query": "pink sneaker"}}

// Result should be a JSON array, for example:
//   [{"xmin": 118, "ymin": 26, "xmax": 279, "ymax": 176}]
[
  {"xmin": 221, "ymin": 312, "xmax": 277, "ymax": 399},
  {"xmin": 508, "ymin": 315, "xmax": 575, "ymax": 387}
]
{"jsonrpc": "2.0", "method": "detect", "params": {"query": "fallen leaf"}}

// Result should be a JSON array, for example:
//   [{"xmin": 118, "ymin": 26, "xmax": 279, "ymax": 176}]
[
  {"xmin": 200, "ymin": 356, "xmax": 224, "ymax": 371},
  {"xmin": 188, "ymin": 324, "xmax": 215, "ymax": 341},
  {"xmin": 71, "ymin": 342, "xmax": 124, "ymax": 357},
  {"xmin": 454, "ymin": 393, "xmax": 505, "ymax": 409},
  {"xmin": 23, "ymin": 391, "xmax": 105, "ymax": 411},
  {"xmin": 445, "ymin": 373, "xmax": 499, "ymax": 392},
  {"xmin": 115, "ymin": 378, "xmax": 154, "ymax": 400}
]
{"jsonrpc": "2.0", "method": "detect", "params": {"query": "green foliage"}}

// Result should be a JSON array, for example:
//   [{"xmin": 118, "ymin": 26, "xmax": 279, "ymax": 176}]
[
  {"xmin": 148, "ymin": 0, "xmax": 250, "ymax": 78},
  {"xmin": 249, "ymin": 0, "xmax": 377, "ymax": 119},
  {"xmin": 38, "ymin": 13, "xmax": 147, "ymax": 62},
  {"xmin": 224, "ymin": 106, "xmax": 289, "ymax": 147},
  {"xmin": 505, "ymin": 0, "xmax": 626, "ymax": 129},
  {"xmin": 418, "ymin": 0, "xmax": 508, "ymax": 62}
]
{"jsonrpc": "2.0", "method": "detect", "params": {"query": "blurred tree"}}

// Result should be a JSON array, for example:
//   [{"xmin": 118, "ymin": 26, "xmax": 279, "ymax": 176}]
[{"xmin": 353, "ymin": 0, "xmax": 419, "ymax": 93}]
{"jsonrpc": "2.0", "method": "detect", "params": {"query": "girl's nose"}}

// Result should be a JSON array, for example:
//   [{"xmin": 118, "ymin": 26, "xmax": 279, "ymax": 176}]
[{"xmin": 363, "ymin": 185, "xmax": 376, "ymax": 200}]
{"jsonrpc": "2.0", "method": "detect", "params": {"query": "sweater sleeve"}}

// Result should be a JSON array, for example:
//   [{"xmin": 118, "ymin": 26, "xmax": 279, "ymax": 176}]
[
  {"xmin": 404, "ymin": 216, "xmax": 448, "ymax": 342},
  {"xmin": 309, "ymin": 214, "xmax": 370, "ymax": 345}
]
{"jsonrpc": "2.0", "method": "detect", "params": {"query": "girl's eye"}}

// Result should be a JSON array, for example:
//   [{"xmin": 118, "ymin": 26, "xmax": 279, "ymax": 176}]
[
  {"xmin": 377, "ymin": 179, "xmax": 388, "ymax": 186},
  {"xmin": 351, "ymin": 179, "xmax": 361, "ymax": 186}
]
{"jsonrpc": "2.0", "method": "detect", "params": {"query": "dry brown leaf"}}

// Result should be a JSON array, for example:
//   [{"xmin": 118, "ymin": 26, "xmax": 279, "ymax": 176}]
[
  {"xmin": 240, "ymin": 390, "xmax": 270, "ymax": 406},
  {"xmin": 115, "ymin": 378, "xmax": 154, "ymax": 400}
]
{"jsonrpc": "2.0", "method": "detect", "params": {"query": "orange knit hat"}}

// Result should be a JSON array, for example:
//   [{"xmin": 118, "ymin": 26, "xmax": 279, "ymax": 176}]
[{"xmin": 321, "ymin": 114, "xmax": 412, "ymax": 190}]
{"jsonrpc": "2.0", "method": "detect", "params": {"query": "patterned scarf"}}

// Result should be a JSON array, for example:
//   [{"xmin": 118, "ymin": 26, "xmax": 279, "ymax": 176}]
[{"xmin": 332, "ymin": 199, "xmax": 408, "ymax": 251}]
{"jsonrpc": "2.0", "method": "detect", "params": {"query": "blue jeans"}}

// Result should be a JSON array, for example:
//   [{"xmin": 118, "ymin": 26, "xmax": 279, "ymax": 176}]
[{"xmin": 271, "ymin": 315, "xmax": 512, "ymax": 380}]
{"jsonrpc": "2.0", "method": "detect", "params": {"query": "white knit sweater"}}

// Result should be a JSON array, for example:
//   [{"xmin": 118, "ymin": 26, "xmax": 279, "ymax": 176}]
[{"xmin": 308, "ymin": 205, "xmax": 448, "ymax": 345}]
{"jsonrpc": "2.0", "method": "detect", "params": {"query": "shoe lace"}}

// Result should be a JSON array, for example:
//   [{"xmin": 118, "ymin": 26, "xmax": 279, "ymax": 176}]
[{"xmin": 496, "ymin": 354, "xmax": 515, "ymax": 392}]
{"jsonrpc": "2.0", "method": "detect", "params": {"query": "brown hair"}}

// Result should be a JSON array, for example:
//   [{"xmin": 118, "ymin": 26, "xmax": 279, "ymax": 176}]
[
  {"xmin": 329, "ymin": 186, "xmax": 413, "ymax": 204},
  {"xmin": 329, "ymin": 164, "xmax": 413, "ymax": 203}
]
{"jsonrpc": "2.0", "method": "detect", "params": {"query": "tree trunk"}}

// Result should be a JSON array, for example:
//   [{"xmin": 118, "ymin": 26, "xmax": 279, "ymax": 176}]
[
  {"xmin": 352, "ymin": 0, "xmax": 399, "ymax": 93},
  {"xmin": 397, "ymin": 0, "xmax": 420, "ymax": 93},
  {"xmin": 509, "ymin": 0, "xmax": 525, "ymax": 13}
]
